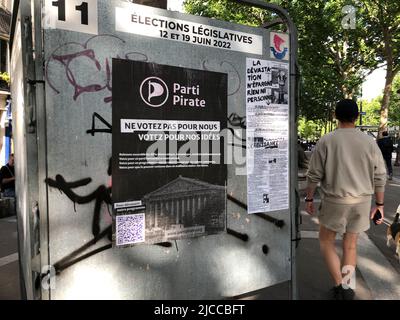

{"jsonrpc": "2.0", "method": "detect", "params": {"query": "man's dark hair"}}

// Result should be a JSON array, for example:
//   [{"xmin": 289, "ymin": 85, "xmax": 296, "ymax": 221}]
[
  {"xmin": 335, "ymin": 99, "xmax": 359, "ymax": 123},
  {"xmin": 382, "ymin": 131, "xmax": 389, "ymax": 136}
]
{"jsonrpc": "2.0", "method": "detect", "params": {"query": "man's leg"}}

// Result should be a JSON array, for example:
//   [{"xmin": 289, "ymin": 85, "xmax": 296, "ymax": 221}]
[
  {"xmin": 342, "ymin": 232, "xmax": 358, "ymax": 278},
  {"xmin": 384, "ymin": 155, "xmax": 393, "ymax": 177},
  {"xmin": 387, "ymin": 156, "xmax": 393, "ymax": 176},
  {"xmin": 341, "ymin": 232, "xmax": 358, "ymax": 299},
  {"xmin": 319, "ymin": 224, "xmax": 342, "ymax": 286}
]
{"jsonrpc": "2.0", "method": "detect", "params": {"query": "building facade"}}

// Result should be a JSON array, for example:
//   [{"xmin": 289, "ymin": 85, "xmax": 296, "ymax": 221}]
[
  {"xmin": 0, "ymin": 0, "xmax": 10, "ymax": 166},
  {"xmin": 143, "ymin": 176, "xmax": 226, "ymax": 241}
]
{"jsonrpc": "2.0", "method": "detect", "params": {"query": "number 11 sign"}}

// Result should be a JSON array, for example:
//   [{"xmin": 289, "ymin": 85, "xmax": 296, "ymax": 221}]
[{"xmin": 43, "ymin": 0, "xmax": 98, "ymax": 35}]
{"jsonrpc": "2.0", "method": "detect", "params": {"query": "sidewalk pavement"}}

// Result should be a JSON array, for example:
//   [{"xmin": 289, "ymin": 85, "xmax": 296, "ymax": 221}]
[
  {"xmin": 294, "ymin": 153, "xmax": 400, "ymax": 300},
  {"xmin": 367, "ymin": 160, "xmax": 400, "ymax": 275},
  {"xmin": 0, "ymin": 215, "xmax": 20, "ymax": 300},
  {"xmin": 1, "ymin": 157, "xmax": 399, "ymax": 300}
]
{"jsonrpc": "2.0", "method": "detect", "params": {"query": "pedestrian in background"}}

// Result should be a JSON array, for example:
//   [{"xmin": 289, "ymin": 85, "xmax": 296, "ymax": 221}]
[
  {"xmin": 377, "ymin": 131, "xmax": 394, "ymax": 180},
  {"xmin": 394, "ymin": 143, "xmax": 400, "ymax": 167},
  {"xmin": 305, "ymin": 99, "xmax": 387, "ymax": 300},
  {"xmin": 0, "ymin": 153, "xmax": 15, "ymax": 198}
]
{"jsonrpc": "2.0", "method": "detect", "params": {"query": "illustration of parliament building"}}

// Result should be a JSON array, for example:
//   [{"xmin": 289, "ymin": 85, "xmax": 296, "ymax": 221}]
[{"xmin": 142, "ymin": 176, "xmax": 226, "ymax": 239}]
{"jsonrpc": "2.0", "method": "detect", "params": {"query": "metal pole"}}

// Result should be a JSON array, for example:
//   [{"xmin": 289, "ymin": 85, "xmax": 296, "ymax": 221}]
[
  {"xmin": 9, "ymin": 0, "xmax": 36, "ymax": 300},
  {"xmin": 33, "ymin": 0, "xmax": 51, "ymax": 300},
  {"xmin": 234, "ymin": 0, "xmax": 299, "ymax": 300},
  {"xmin": 359, "ymin": 87, "xmax": 363, "ymax": 126}
]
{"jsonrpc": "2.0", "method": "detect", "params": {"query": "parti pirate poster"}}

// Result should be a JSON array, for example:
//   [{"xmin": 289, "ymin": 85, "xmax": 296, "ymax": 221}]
[{"xmin": 112, "ymin": 59, "xmax": 227, "ymax": 247}]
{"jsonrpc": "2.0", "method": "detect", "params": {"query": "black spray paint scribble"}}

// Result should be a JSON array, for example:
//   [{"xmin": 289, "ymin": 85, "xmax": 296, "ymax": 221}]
[
  {"xmin": 35, "ymin": 225, "xmax": 173, "ymax": 285},
  {"xmin": 45, "ymin": 174, "xmax": 112, "ymax": 237},
  {"xmin": 86, "ymin": 112, "xmax": 112, "ymax": 136},
  {"xmin": 44, "ymin": 159, "xmax": 172, "ymax": 276},
  {"xmin": 227, "ymin": 113, "xmax": 246, "ymax": 150}
]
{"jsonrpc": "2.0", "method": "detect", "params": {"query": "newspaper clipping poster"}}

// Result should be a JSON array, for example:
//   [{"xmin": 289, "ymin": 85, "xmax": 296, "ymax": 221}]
[
  {"xmin": 246, "ymin": 57, "xmax": 289, "ymax": 214},
  {"xmin": 112, "ymin": 59, "xmax": 227, "ymax": 247}
]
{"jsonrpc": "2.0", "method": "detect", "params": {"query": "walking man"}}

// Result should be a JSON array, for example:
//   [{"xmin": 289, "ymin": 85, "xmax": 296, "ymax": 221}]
[
  {"xmin": 0, "ymin": 153, "xmax": 15, "ymax": 198},
  {"xmin": 305, "ymin": 99, "xmax": 387, "ymax": 300},
  {"xmin": 377, "ymin": 131, "xmax": 394, "ymax": 180}
]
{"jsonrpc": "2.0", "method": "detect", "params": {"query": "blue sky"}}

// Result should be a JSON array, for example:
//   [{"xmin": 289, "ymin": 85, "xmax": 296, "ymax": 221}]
[
  {"xmin": 362, "ymin": 67, "xmax": 386, "ymax": 101},
  {"xmin": 167, "ymin": 0, "xmax": 184, "ymax": 11}
]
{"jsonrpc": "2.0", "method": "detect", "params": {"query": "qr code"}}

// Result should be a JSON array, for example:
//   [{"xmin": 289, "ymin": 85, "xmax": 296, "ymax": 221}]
[{"xmin": 116, "ymin": 213, "xmax": 145, "ymax": 246}]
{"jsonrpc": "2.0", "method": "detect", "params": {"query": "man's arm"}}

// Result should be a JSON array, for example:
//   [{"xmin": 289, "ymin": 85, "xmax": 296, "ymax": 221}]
[
  {"xmin": 370, "ymin": 143, "xmax": 387, "ymax": 224},
  {"xmin": 0, "ymin": 167, "xmax": 14, "ymax": 186},
  {"xmin": 370, "ymin": 191, "xmax": 384, "ymax": 224},
  {"xmin": 374, "ymin": 191, "xmax": 384, "ymax": 204},
  {"xmin": 305, "ymin": 140, "xmax": 325, "ymax": 215},
  {"xmin": 305, "ymin": 183, "xmax": 318, "ymax": 214},
  {"xmin": 2, "ymin": 177, "xmax": 15, "ymax": 184}
]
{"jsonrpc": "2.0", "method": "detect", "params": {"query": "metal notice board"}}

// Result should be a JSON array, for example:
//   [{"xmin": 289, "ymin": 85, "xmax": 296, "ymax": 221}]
[{"xmin": 11, "ymin": 0, "xmax": 298, "ymax": 299}]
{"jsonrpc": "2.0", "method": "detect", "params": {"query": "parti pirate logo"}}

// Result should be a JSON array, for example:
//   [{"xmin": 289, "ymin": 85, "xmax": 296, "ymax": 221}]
[
  {"xmin": 140, "ymin": 77, "xmax": 206, "ymax": 108},
  {"xmin": 140, "ymin": 77, "xmax": 169, "ymax": 107},
  {"xmin": 270, "ymin": 32, "xmax": 289, "ymax": 60}
]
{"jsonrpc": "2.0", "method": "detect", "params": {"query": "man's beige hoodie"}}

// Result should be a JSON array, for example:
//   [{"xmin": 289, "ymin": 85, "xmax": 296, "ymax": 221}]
[{"xmin": 306, "ymin": 128, "xmax": 387, "ymax": 204}]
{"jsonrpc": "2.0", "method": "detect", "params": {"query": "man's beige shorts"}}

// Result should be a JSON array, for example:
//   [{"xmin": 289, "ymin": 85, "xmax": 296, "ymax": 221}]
[{"xmin": 318, "ymin": 200, "xmax": 371, "ymax": 234}]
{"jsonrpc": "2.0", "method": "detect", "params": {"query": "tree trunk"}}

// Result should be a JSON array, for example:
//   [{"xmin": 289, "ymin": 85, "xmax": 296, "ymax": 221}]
[
  {"xmin": 379, "ymin": 25, "xmax": 394, "ymax": 139},
  {"xmin": 379, "ymin": 69, "xmax": 394, "ymax": 138},
  {"xmin": 341, "ymin": 81, "xmax": 355, "ymax": 99}
]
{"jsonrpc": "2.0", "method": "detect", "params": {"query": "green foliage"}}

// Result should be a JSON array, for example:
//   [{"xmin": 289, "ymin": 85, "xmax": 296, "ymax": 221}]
[
  {"xmin": 291, "ymin": 0, "xmax": 380, "ymax": 119},
  {"xmin": 184, "ymin": 0, "xmax": 378, "ymax": 122},
  {"xmin": 0, "ymin": 72, "xmax": 10, "ymax": 85},
  {"xmin": 184, "ymin": 0, "xmax": 400, "ymax": 127},
  {"xmin": 357, "ymin": 1, "xmax": 400, "ymax": 133},
  {"xmin": 359, "ymin": 1, "xmax": 400, "ymax": 71},
  {"xmin": 183, "ymin": 0, "xmax": 275, "ymax": 26},
  {"xmin": 357, "ymin": 74, "xmax": 400, "ymax": 127},
  {"xmin": 389, "ymin": 74, "xmax": 400, "ymax": 126},
  {"xmin": 298, "ymin": 117, "xmax": 325, "ymax": 141},
  {"xmin": 360, "ymin": 97, "xmax": 381, "ymax": 126}
]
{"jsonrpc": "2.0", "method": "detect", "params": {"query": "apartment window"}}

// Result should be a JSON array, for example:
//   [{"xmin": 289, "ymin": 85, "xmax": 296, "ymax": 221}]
[{"xmin": 0, "ymin": 39, "xmax": 6, "ymax": 72}]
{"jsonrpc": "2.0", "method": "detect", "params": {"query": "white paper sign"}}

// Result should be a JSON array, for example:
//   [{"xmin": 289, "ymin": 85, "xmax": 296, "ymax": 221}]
[
  {"xmin": 246, "ymin": 58, "xmax": 289, "ymax": 213},
  {"xmin": 43, "ymin": 0, "xmax": 98, "ymax": 35},
  {"xmin": 115, "ymin": 5, "xmax": 263, "ymax": 55}
]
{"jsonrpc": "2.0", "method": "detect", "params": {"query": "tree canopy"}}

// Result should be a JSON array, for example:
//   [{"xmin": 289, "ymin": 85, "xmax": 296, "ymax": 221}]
[
  {"xmin": 184, "ymin": 0, "xmax": 400, "ymax": 131},
  {"xmin": 358, "ymin": 0, "xmax": 400, "ymax": 134},
  {"xmin": 389, "ymin": 74, "xmax": 400, "ymax": 127}
]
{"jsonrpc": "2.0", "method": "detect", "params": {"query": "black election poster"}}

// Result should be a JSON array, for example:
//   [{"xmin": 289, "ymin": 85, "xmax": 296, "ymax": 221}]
[{"xmin": 112, "ymin": 59, "xmax": 227, "ymax": 247}]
